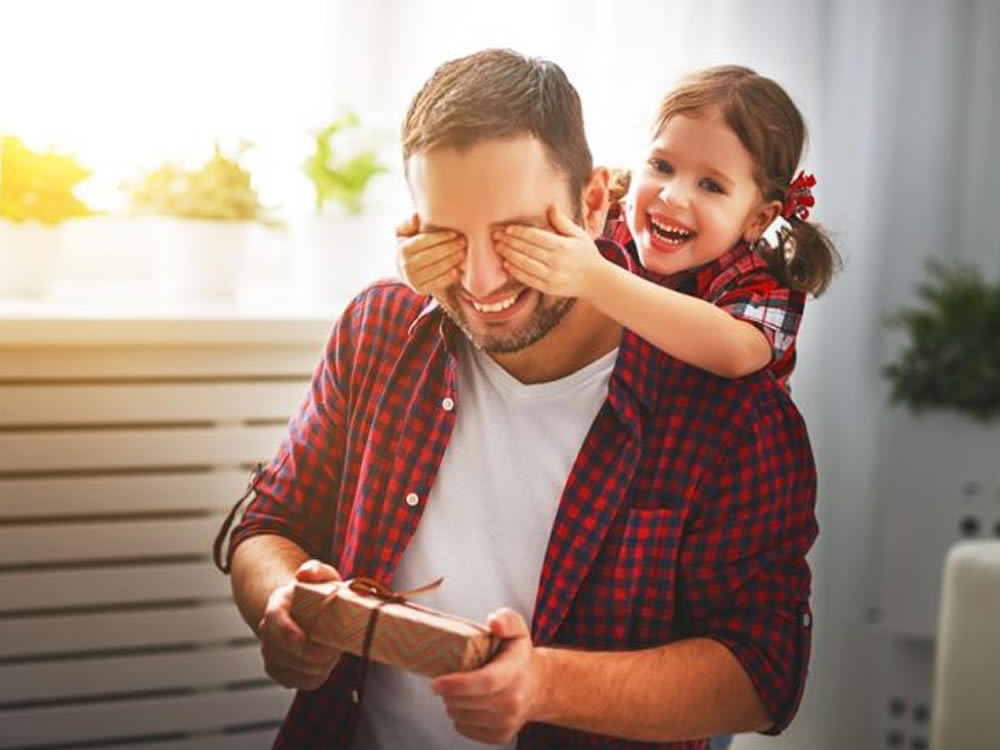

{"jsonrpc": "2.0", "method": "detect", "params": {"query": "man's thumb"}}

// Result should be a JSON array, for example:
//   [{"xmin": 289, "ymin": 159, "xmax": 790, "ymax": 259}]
[
  {"xmin": 294, "ymin": 559, "xmax": 342, "ymax": 583},
  {"xmin": 487, "ymin": 608, "xmax": 529, "ymax": 639}
]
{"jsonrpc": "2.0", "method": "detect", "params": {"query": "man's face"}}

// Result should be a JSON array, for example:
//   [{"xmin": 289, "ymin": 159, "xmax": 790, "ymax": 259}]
[{"xmin": 407, "ymin": 136, "xmax": 578, "ymax": 353}]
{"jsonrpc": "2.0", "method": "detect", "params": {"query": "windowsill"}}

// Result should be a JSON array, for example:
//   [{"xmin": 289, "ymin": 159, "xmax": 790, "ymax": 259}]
[{"xmin": 0, "ymin": 284, "xmax": 347, "ymax": 346}]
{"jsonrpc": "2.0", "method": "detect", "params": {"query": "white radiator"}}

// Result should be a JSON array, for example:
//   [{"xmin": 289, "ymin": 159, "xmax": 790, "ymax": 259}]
[{"xmin": 0, "ymin": 324, "xmax": 328, "ymax": 750}]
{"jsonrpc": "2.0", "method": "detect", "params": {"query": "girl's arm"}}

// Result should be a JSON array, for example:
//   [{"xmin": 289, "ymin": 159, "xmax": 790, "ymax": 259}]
[
  {"xmin": 496, "ymin": 206, "xmax": 771, "ymax": 378},
  {"xmin": 585, "ymin": 260, "xmax": 772, "ymax": 378}
]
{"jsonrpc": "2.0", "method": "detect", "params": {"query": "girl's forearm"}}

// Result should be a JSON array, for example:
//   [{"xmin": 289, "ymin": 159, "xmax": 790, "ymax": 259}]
[{"xmin": 583, "ymin": 260, "xmax": 772, "ymax": 378}]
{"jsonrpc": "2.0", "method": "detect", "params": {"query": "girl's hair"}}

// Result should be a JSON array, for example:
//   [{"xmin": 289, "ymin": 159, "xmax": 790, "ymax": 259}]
[{"xmin": 618, "ymin": 65, "xmax": 840, "ymax": 296}]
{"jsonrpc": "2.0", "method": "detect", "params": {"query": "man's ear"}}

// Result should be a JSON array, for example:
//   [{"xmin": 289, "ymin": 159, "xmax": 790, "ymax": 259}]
[
  {"xmin": 581, "ymin": 166, "xmax": 611, "ymax": 238},
  {"xmin": 743, "ymin": 199, "xmax": 783, "ymax": 243}
]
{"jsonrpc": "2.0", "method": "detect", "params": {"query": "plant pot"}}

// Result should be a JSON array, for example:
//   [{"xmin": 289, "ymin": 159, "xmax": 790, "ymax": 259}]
[
  {"xmin": 291, "ymin": 212, "xmax": 396, "ymax": 308},
  {"xmin": 0, "ymin": 219, "xmax": 64, "ymax": 299},
  {"xmin": 877, "ymin": 409, "xmax": 1000, "ymax": 638},
  {"xmin": 151, "ymin": 217, "xmax": 251, "ymax": 301}
]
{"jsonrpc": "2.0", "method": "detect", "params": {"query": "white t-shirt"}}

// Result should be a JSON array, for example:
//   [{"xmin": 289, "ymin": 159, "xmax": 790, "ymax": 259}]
[{"xmin": 352, "ymin": 338, "xmax": 617, "ymax": 750}]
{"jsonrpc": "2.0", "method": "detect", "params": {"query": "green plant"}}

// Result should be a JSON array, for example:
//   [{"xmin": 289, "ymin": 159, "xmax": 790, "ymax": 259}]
[
  {"xmin": 883, "ymin": 260, "xmax": 1000, "ymax": 421},
  {"xmin": 302, "ymin": 112, "xmax": 386, "ymax": 215},
  {"xmin": 0, "ymin": 135, "xmax": 94, "ymax": 225},
  {"xmin": 127, "ymin": 141, "xmax": 279, "ymax": 226}
]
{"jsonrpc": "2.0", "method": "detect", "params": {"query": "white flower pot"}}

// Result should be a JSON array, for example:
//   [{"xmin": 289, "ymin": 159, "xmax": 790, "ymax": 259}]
[
  {"xmin": 151, "ymin": 217, "xmax": 251, "ymax": 301},
  {"xmin": 0, "ymin": 219, "xmax": 64, "ymax": 299},
  {"xmin": 291, "ymin": 212, "xmax": 396, "ymax": 308}
]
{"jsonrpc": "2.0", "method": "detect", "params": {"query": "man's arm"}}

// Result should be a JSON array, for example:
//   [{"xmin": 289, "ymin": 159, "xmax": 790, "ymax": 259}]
[
  {"xmin": 230, "ymin": 534, "xmax": 311, "ymax": 634},
  {"xmin": 230, "ymin": 534, "xmax": 344, "ymax": 690},
  {"xmin": 533, "ymin": 637, "xmax": 771, "ymax": 740},
  {"xmin": 433, "ymin": 610, "xmax": 769, "ymax": 745}
]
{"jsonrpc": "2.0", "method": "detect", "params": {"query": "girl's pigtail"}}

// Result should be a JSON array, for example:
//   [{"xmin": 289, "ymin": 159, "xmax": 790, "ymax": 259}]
[
  {"xmin": 763, "ymin": 218, "xmax": 841, "ymax": 297},
  {"xmin": 786, "ymin": 218, "xmax": 840, "ymax": 296},
  {"xmin": 759, "ymin": 171, "xmax": 841, "ymax": 297}
]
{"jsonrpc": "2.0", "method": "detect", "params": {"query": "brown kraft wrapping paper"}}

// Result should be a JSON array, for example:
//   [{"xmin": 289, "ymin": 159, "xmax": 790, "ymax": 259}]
[{"xmin": 291, "ymin": 580, "xmax": 500, "ymax": 678}]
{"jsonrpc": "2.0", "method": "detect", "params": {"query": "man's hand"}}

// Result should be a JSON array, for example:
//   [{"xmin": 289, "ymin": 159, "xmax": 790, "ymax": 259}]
[
  {"xmin": 395, "ymin": 213, "xmax": 466, "ymax": 295},
  {"xmin": 494, "ymin": 204, "xmax": 608, "ymax": 300},
  {"xmin": 431, "ymin": 608, "xmax": 547, "ymax": 745},
  {"xmin": 257, "ymin": 559, "xmax": 344, "ymax": 691}
]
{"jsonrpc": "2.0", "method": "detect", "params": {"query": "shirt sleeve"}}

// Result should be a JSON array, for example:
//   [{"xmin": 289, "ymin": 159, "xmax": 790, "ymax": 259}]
[
  {"xmin": 709, "ymin": 269, "xmax": 805, "ymax": 363},
  {"xmin": 677, "ymin": 385, "xmax": 818, "ymax": 733},
  {"xmin": 224, "ymin": 302, "xmax": 358, "ymax": 567}
]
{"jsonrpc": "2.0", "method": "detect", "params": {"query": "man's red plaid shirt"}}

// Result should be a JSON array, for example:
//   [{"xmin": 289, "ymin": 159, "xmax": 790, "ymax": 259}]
[{"xmin": 224, "ymin": 242, "xmax": 818, "ymax": 750}]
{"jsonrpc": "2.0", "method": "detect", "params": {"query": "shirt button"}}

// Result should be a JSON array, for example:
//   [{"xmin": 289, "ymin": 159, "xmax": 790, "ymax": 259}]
[
  {"xmin": 405, "ymin": 492, "xmax": 420, "ymax": 507},
  {"xmin": 802, "ymin": 612, "xmax": 812, "ymax": 628},
  {"xmin": 351, "ymin": 689, "xmax": 360, "ymax": 704},
  {"xmin": 441, "ymin": 396, "xmax": 455, "ymax": 411}
]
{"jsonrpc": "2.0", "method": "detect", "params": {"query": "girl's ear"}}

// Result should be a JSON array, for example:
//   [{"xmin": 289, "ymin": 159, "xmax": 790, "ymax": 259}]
[
  {"xmin": 743, "ymin": 199, "xmax": 783, "ymax": 243},
  {"xmin": 582, "ymin": 166, "xmax": 611, "ymax": 237}
]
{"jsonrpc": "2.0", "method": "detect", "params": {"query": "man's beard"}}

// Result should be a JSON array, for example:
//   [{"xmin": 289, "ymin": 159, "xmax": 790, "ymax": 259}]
[{"xmin": 438, "ymin": 287, "xmax": 576, "ymax": 353}]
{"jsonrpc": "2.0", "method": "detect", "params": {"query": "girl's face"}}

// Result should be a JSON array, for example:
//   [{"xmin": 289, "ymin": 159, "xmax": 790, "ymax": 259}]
[{"xmin": 625, "ymin": 108, "xmax": 775, "ymax": 275}]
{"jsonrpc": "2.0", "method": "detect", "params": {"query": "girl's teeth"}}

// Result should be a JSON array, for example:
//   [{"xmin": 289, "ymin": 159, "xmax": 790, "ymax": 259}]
[
  {"xmin": 472, "ymin": 293, "xmax": 519, "ymax": 312},
  {"xmin": 650, "ymin": 217, "xmax": 694, "ymax": 244}
]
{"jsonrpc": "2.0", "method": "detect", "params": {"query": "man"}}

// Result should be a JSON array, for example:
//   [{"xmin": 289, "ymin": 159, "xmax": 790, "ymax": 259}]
[{"xmin": 217, "ymin": 48, "xmax": 817, "ymax": 749}]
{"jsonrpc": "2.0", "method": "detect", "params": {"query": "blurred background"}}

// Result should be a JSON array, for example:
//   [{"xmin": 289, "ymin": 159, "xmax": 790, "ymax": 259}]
[{"xmin": 1, "ymin": 1, "xmax": 998, "ymax": 749}]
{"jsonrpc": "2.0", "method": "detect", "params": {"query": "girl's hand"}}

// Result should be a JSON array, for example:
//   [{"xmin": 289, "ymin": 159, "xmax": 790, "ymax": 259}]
[
  {"xmin": 494, "ymin": 205, "xmax": 607, "ymax": 299},
  {"xmin": 395, "ymin": 213, "xmax": 466, "ymax": 295}
]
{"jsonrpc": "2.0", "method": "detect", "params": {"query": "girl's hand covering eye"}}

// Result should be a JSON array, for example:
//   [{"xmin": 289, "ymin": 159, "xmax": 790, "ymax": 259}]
[
  {"xmin": 494, "ymin": 205, "xmax": 607, "ymax": 300},
  {"xmin": 395, "ymin": 213, "xmax": 466, "ymax": 295}
]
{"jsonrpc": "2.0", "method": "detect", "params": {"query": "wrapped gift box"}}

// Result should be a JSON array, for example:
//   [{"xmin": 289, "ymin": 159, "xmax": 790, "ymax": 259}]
[{"xmin": 291, "ymin": 580, "xmax": 499, "ymax": 677}]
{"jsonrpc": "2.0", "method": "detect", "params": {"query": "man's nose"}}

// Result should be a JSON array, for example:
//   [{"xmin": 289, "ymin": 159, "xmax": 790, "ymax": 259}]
[{"xmin": 461, "ymin": 234, "xmax": 510, "ymax": 299}]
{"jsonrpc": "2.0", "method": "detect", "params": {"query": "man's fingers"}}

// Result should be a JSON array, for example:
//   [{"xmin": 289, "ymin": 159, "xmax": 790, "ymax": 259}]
[{"xmin": 487, "ymin": 608, "xmax": 530, "ymax": 639}]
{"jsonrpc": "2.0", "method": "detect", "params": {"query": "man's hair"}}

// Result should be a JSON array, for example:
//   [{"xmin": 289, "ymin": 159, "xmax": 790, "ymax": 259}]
[{"xmin": 401, "ymin": 48, "xmax": 593, "ymax": 205}]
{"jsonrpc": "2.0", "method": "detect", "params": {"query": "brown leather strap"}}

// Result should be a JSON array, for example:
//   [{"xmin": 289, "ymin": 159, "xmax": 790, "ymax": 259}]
[
  {"xmin": 212, "ymin": 462, "xmax": 264, "ymax": 574},
  {"xmin": 212, "ymin": 454, "xmax": 289, "ymax": 574}
]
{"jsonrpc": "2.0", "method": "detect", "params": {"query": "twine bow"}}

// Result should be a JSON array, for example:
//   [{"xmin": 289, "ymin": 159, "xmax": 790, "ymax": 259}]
[{"xmin": 322, "ymin": 575, "xmax": 445, "ymax": 703}]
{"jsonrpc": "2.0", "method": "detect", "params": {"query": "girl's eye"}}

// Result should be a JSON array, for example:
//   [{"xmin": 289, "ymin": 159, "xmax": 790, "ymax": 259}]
[
  {"xmin": 648, "ymin": 158, "xmax": 672, "ymax": 174},
  {"xmin": 700, "ymin": 178, "xmax": 725, "ymax": 194}
]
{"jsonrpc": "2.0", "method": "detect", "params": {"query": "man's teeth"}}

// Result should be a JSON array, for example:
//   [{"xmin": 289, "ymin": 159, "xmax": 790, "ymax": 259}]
[
  {"xmin": 650, "ymin": 217, "xmax": 694, "ymax": 244},
  {"xmin": 471, "ymin": 293, "xmax": 520, "ymax": 313}
]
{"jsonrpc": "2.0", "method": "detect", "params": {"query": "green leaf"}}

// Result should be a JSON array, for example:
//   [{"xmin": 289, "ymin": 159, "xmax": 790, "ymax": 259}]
[{"xmin": 883, "ymin": 259, "xmax": 1000, "ymax": 421}]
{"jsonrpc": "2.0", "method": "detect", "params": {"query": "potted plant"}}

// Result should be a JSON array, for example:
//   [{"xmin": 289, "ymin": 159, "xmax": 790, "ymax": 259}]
[
  {"xmin": 0, "ymin": 135, "xmax": 94, "ymax": 298},
  {"xmin": 883, "ymin": 260, "xmax": 1000, "ymax": 421},
  {"xmin": 126, "ymin": 141, "xmax": 280, "ymax": 300},
  {"xmin": 293, "ymin": 111, "xmax": 392, "ymax": 306}
]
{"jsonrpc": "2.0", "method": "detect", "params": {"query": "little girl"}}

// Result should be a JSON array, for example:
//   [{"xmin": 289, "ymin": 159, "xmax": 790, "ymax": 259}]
[{"xmin": 396, "ymin": 65, "xmax": 839, "ymax": 389}]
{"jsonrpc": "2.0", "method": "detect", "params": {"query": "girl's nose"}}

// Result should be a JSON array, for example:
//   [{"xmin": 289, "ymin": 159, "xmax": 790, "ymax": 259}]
[{"xmin": 659, "ymin": 180, "xmax": 690, "ymax": 208}]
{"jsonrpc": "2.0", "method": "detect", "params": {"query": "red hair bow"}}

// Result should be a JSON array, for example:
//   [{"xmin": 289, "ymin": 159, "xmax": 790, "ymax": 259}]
[{"xmin": 782, "ymin": 171, "xmax": 816, "ymax": 221}]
